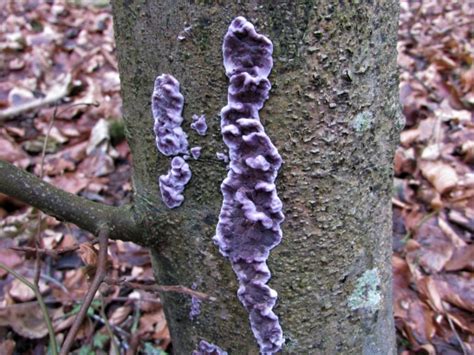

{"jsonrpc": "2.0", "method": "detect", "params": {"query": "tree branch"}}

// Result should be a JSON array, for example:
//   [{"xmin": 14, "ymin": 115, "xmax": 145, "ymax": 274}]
[{"xmin": 0, "ymin": 160, "xmax": 140, "ymax": 242}]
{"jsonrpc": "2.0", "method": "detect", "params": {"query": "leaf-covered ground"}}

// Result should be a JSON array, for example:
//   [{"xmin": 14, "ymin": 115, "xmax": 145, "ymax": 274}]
[
  {"xmin": 395, "ymin": 1, "xmax": 473, "ymax": 353},
  {"xmin": 0, "ymin": 0, "xmax": 472, "ymax": 354},
  {"xmin": 0, "ymin": 1, "xmax": 168, "ymax": 354}
]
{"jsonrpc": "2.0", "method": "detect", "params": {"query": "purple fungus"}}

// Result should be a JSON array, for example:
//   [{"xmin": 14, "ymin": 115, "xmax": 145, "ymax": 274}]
[
  {"xmin": 189, "ymin": 295, "xmax": 202, "ymax": 320},
  {"xmin": 189, "ymin": 281, "xmax": 202, "ymax": 320},
  {"xmin": 222, "ymin": 17, "xmax": 272, "ymax": 78},
  {"xmin": 152, "ymin": 74, "xmax": 189, "ymax": 156},
  {"xmin": 214, "ymin": 16, "xmax": 284, "ymax": 353},
  {"xmin": 159, "ymin": 156, "xmax": 191, "ymax": 208},
  {"xmin": 190, "ymin": 146, "xmax": 202, "ymax": 160},
  {"xmin": 191, "ymin": 114, "xmax": 208, "ymax": 135},
  {"xmin": 216, "ymin": 152, "xmax": 229, "ymax": 163},
  {"xmin": 192, "ymin": 340, "xmax": 228, "ymax": 355}
]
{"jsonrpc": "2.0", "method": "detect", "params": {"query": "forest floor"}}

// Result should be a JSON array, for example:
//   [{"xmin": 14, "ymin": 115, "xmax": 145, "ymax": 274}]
[
  {"xmin": 394, "ymin": 1, "xmax": 473, "ymax": 353},
  {"xmin": 0, "ymin": 0, "xmax": 472, "ymax": 354}
]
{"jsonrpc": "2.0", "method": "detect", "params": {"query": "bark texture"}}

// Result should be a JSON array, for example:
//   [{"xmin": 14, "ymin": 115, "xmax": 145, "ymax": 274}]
[{"xmin": 111, "ymin": 0, "xmax": 401, "ymax": 353}]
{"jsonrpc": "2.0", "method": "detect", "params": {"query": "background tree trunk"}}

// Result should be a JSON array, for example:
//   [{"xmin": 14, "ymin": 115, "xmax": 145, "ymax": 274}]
[{"xmin": 111, "ymin": 0, "xmax": 401, "ymax": 353}]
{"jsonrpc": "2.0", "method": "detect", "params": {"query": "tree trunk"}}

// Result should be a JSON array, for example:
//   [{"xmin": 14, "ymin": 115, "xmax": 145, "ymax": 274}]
[{"xmin": 111, "ymin": 0, "xmax": 401, "ymax": 353}]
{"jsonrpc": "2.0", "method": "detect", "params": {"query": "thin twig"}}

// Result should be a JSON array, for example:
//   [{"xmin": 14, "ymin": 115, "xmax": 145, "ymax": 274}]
[
  {"xmin": 0, "ymin": 74, "xmax": 72, "ymax": 121},
  {"xmin": 106, "ymin": 278, "xmax": 216, "ymax": 301},
  {"xmin": 10, "ymin": 245, "xmax": 79, "ymax": 258},
  {"xmin": 402, "ymin": 210, "xmax": 439, "ymax": 243},
  {"xmin": 448, "ymin": 190, "xmax": 474, "ymax": 203},
  {"xmin": 33, "ymin": 102, "xmax": 58, "ymax": 287},
  {"xmin": 33, "ymin": 213, "xmax": 43, "ymax": 286},
  {"xmin": 100, "ymin": 293, "xmax": 120, "ymax": 355},
  {"xmin": 40, "ymin": 273, "xmax": 71, "ymax": 294},
  {"xmin": 399, "ymin": 64, "xmax": 441, "ymax": 102},
  {"xmin": 32, "ymin": 101, "xmax": 95, "ymax": 288},
  {"xmin": 152, "ymin": 284, "xmax": 216, "ymax": 301},
  {"xmin": 60, "ymin": 228, "xmax": 109, "ymax": 355},
  {"xmin": 54, "ymin": 101, "xmax": 99, "ymax": 118},
  {"xmin": 89, "ymin": 313, "xmax": 130, "ymax": 347},
  {"xmin": 39, "ymin": 104, "xmax": 58, "ymax": 179},
  {"xmin": 446, "ymin": 313, "xmax": 468, "ymax": 355},
  {"xmin": 111, "ymin": 296, "xmax": 162, "ymax": 303},
  {"xmin": 126, "ymin": 304, "xmax": 141, "ymax": 355},
  {"xmin": 439, "ymin": 19, "xmax": 474, "ymax": 35},
  {"xmin": 0, "ymin": 262, "xmax": 58, "ymax": 355},
  {"xmin": 392, "ymin": 197, "xmax": 411, "ymax": 210},
  {"xmin": 439, "ymin": 300, "xmax": 469, "ymax": 355}
]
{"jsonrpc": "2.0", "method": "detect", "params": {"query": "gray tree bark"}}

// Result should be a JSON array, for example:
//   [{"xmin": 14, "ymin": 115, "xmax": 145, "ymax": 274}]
[{"xmin": 111, "ymin": 1, "xmax": 401, "ymax": 353}]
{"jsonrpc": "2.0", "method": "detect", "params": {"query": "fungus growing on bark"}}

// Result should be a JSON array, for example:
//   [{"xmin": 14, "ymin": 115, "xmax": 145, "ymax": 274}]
[
  {"xmin": 189, "ymin": 295, "xmax": 202, "ymax": 320},
  {"xmin": 152, "ymin": 74, "xmax": 192, "ymax": 208},
  {"xmin": 192, "ymin": 340, "xmax": 228, "ymax": 355},
  {"xmin": 152, "ymin": 74, "xmax": 189, "ymax": 156},
  {"xmin": 189, "ymin": 281, "xmax": 202, "ymax": 320},
  {"xmin": 214, "ymin": 16, "xmax": 284, "ymax": 354},
  {"xmin": 191, "ymin": 114, "xmax": 208, "ymax": 136},
  {"xmin": 159, "ymin": 156, "xmax": 191, "ymax": 209},
  {"xmin": 190, "ymin": 146, "xmax": 202, "ymax": 160},
  {"xmin": 216, "ymin": 152, "xmax": 229, "ymax": 163}
]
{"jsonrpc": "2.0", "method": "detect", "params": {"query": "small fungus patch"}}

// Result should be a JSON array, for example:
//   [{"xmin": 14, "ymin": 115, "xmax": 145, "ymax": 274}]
[
  {"xmin": 192, "ymin": 340, "xmax": 228, "ymax": 355},
  {"xmin": 158, "ymin": 156, "xmax": 191, "ymax": 209},
  {"xmin": 191, "ymin": 114, "xmax": 208, "ymax": 136},
  {"xmin": 190, "ymin": 146, "xmax": 202, "ymax": 160}
]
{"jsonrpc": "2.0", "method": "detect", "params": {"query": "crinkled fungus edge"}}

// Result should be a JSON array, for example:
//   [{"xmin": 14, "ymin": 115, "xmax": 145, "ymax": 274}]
[
  {"xmin": 191, "ymin": 114, "xmax": 208, "ymax": 136},
  {"xmin": 158, "ymin": 156, "xmax": 191, "ymax": 209},
  {"xmin": 151, "ymin": 74, "xmax": 189, "ymax": 156},
  {"xmin": 151, "ymin": 74, "xmax": 192, "ymax": 208},
  {"xmin": 192, "ymin": 340, "xmax": 228, "ymax": 355},
  {"xmin": 214, "ymin": 16, "xmax": 284, "ymax": 354}
]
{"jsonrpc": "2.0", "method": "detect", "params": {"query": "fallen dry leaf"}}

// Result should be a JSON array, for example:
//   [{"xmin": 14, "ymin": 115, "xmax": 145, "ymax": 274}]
[
  {"xmin": 0, "ymin": 302, "xmax": 59, "ymax": 339},
  {"xmin": 0, "ymin": 249, "xmax": 23, "ymax": 278},
  {"xmin": 394, "ymin": 147, "xmax": 417, "ymax": 176},
  {"xmin": 8, "ymin": 278, "xmax": 49, "ymax": 302},
  {"xmin": 128, "ymin": 290, "xmax": 162, "ymax": 313},
  {"xmin": 108, "ymin": 305, "xmax": 132, "ymax": 326},
  {"xmin": 446, "ymin": 308, "xmax": 474, "ymax": 335},
  {"xmin": 0, "ymin": 137, "xmax": 29, "ymax": 166},
  {"xmin": 48, "ymin": 173, "xmax": 90, "ymax": 194},
  {"xmin": 78, "ymin": 242, "xmax": 98, "ymax": 267},
  {"xmin": 445, "ymin": 245, "xmax": 474, "ymax": 272},
  {"xmin": 393, "ymin": 256, "xmax": 437, "ymax": 345},
  {"xmin": 435, "ymin": 99, "xmax": 472, "ymax": 123},
  {"xmin": 63, "ymin": 269, "xmax": 88, "ymax": 299},
  {"xmin": 448, "ymin": 209, "xmax": 474, "ymax": 233},
  {"xmin": 437, "ymin": 217, "xmax": 466, "ymax": 248},
  {"xmin": 400, "ymin": 128, "xmax": 420, "ymax": 147},
  {"xmin": 460, "ymin": 140, "xmax": 474, "ymax": 163},
  {"xmin": 433, "ymin": 274, "xmax": 474, "ymax": 313},
  {"xmin": 406, "ymin": 219, "xmax": 454, "ymax": 273},
  {"xmin": 420, "ymin": 161, "xmax": 458, "ymax": 194},
  {"xmin": 138, "ymin": 310, "xmax": 168, "ymax": 339}
]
